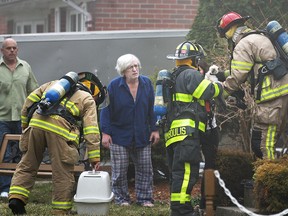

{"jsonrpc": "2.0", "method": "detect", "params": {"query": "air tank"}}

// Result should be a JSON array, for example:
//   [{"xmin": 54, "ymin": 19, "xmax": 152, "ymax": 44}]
[
  {"xmin": 266, "ymin": 20, "xmax": 288, "ymax": 55},
  {"xmin": 38, "ymin": 71, "xmax": 79, "ymax": 112},
  {"xmin": 154, "ymin": 69, "xmax": 171, "ymax": 124}
]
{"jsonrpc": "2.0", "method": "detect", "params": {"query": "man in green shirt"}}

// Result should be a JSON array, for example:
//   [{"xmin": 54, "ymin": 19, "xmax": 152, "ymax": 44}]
[{"xmin": 0, "ymin": 37, "xmax": 38, "ymax": 197}]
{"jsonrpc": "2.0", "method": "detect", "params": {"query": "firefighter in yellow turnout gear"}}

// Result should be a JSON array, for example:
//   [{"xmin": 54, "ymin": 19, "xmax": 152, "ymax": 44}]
[
  {"xmin": 216, "ymin": 11, "xmax": 288, "ymax": 160},
  {"xmin": 165, "ymin": 41, "xmax": 223, "ymax": 216},
  {"xmin": 8, "ymin": 71, "xmax": 103, "ymax": 215}
]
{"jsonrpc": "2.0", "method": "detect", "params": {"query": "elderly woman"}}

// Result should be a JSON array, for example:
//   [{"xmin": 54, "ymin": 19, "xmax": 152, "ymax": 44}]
[{"xmin": 100, "ymin": 54, "xmax": 160, "ymax": 207}]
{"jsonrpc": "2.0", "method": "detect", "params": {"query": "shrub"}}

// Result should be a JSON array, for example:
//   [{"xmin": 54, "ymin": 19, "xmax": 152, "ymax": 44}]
[
  {"xmin": 253, "ymin": 156, "xmax": 288, "ymax": 213},
  {"xmin": 214, "ymin": 149, "xmax": 254, "ymax": 206}
]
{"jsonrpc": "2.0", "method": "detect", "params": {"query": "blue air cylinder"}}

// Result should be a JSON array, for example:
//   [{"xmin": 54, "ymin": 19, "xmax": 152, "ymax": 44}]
[
  {"xmin": 38, "ymin": 71, "xmax": 79, "ymax": 112},
  {"xmin": 154, "ymin": 69, "xmax": 171, "ymax": 122},
  {"xmin": 266, "ymin": 20, "xmax": 288, "ymax": 55}
]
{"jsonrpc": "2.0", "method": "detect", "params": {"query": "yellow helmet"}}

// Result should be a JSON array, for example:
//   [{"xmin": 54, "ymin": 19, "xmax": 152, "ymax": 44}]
[
  {"xmin": 78, "ymin": 72, "xmax": 108, "ymax": 108},
  {"xmin": 81, "ymin": 80, "xmax": 100, "ymax": 97}
]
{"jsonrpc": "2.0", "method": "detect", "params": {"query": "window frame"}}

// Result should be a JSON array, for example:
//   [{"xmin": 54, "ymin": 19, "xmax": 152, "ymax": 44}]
[
  {"xmin": 66, "ymin": 4, "xmax": 86, "ymax": 32},
  {"xmin": 15, "ymin": 20, "xmax": 45, "ymax": 34}
]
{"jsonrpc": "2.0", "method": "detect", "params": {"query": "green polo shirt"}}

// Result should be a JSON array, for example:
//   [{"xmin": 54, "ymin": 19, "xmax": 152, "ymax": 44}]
[{"xmin": 0, "ymin": 57, "xmax": 38, "ymax": 121}]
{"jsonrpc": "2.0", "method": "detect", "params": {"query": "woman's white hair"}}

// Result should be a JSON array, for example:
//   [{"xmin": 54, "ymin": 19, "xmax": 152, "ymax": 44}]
[{"xmin": 115, "ymin": 53, "xmax": 141, "ymax": 76}]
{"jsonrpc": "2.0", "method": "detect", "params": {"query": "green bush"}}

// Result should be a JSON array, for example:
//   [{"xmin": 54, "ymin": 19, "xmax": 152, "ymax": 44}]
[
  {"xmin": 214, "ymin": 149, "xmax": 254, "ymax": 206},
  {"xmin": 253, "ymin": 156, "xmax": 288, "ymax": 213}
]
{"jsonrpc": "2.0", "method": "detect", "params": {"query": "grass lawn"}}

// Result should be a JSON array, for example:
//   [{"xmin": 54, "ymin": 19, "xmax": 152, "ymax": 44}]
[{"xmin": 0, "ymin": 180, "xmax": 172, "ymax": 216}]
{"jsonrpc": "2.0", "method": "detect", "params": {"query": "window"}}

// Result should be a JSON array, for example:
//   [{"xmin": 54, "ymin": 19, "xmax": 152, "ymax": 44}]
[
  {"xmin": 36, "ymin": 24, "xmax": 44, "ymax": 33},
  {"xmin": 68, "ymin": 9, "xmax": 84, "ymax": 32},
  {"xmin": 23, "ymin": 24, "xmax": 31, "ymax": 33},
  {"xmin": 56, "ymin": 2, "xmax": 88, "ymax": 32},
  {"xmin": 16, "ymin": 21, "xmax": 45, "ymax": 34}
]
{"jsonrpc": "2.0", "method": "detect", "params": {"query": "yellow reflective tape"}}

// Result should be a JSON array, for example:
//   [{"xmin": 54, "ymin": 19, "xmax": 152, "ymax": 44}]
[
  {"xmin": 173, "ymin": 93, "xmax": 193, "ymax": 102},
  {"xmin": 172, "ymin": 93, "xmax": 205, "ymax": 107},
  {"xmin": 266, "ymin": 125, "xmax": 276, "ymax": 160},
  {"xmin": 171, "ymin": 193, "xmax": 191, "ymax": 202},
  {"xmin": 165, "ymin": 135, "xmax": 188, "ymax": 147},
  {"xmin": 170, "ymin": 119, "xmax": 195, "ymax": 128},
  {"xmin": 199, "ymin": 121, "xmax": 205, "ymax": 132},
  {"xmin": 60, "ymin": 99, "xmax": 80, "ymax": 116},
  {"xmin": 213, "ymin": 83, "xmax": 220, "ymax": 97},
  {"xmin": 29, "ymin": 119, "xmax": 79, "ymax": 143},
  {"xmin": 88, "ymin": 149, "xmax": 100, "ymax": 159},
  {"xmin": 170, "ymin": 119, "xmax": 205, "ymax": 132},
  {"xmin": 83, "ymin": 125, "xmax": 100, "ymax": 135},
  {"xmin": 41, "ymin": 92, "xmax": 46, "ymax": 99},
  {"xmin": 52, "ymin": 201, "xmax": 72, "ymax": 210},
  {"xmin": 231, "ymin": 60, "xmax": 253, "ymax": 71},
  {"xmin": 165, "ymin": 119, "xmax": 205, "ymax": 146},
  {"xmin": 259, "ymin": 84, "xmax": 288, "ymax": 103},
  {"xmin": 27, "ymin": 93, "xmax": 41, "ymax": 103},
  {"xmin": 198, "ymin": 99, "xmax": 205, "ymax": 106},
  {"xmin": 179, "ymin": 163, "xmax": 191, "ymax": 203},
  {"xmin": 193, "ymin": 79, "xmax": 211, "ymax": 99},
  {"xmin": 165, "ymin": 120, "xmax": 205, "ymax": 147},
  {"xmin": 9, "ymin": 186, "xmax": 30, "ymax": 198},
  {"xmin": 262, "ymin": 76, "xmax": 271, "ymax": 88},
  {"xmin": 170, "ymin": 163, "xmax": 192, "ymax": 203},
  {"xmin": 21, "ymin": 116, "xmax": 28, "ymax": 124}
]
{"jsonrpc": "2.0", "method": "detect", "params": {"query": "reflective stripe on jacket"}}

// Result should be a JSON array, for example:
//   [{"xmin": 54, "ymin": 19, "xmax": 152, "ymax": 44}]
[
  {"xmin": 224, "ymin": 28, "xmax": 288, "ymax": 103},
  {"xmin": 21, "ymin": 81, "xmax": 101, "ymax": 162},
  {"xmin": 165, "ymin": 66, "xmax": 223, "ymax": 147}
]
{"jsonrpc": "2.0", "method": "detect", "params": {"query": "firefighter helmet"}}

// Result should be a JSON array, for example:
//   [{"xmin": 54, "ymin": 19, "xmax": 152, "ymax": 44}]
[
  {"xmin": 216, "ymin": 11, "xmax": 250, "ymax": 38},
  {"xmin": 167, "ymin": 41, "xmax": 205, "ymax": 60},
  {"xmin": 78, "ymin": 71, "xmax": 108, "ymax": 108},
  {"xmin": 81, "ymin": 79, "xmax": 100, "ymax": 97}
]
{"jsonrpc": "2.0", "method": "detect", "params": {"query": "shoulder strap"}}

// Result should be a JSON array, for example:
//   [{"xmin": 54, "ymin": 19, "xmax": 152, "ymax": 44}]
[
  {"xmin": 172, "ymin": 65, "xmax": 191, "ymax": 80},
  {"xmin": 170, "ymin": 66, "xmax": 190, "ymax": 99}
]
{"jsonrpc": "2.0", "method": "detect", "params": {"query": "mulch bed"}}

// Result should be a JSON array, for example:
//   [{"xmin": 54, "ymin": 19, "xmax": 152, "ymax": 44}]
[{"xmin": 128, "ymin": 178, "xmax": 202, "ymax": 203}]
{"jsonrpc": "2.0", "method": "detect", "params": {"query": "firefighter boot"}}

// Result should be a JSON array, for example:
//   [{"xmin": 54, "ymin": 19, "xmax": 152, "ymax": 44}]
[
  {"xmin": 9, "ymin": 198, "xmax": 26, "ymax": 215},
  {"xmin": 51, "ymin": 209, "xmax": 77, "ymax": 215}
]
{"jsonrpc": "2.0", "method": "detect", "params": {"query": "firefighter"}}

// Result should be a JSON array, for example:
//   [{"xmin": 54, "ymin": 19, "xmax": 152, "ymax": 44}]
[
  {"xmin": 216, "ymin": 11, "xmax": 288, "ymax": 160},
  {"xmin": 165, "ymin": 41, "xmax": 223, "ymax": 216},
  {"xmin": 8, "ymin": 72, "xmax": 102, "ymax": 215}
]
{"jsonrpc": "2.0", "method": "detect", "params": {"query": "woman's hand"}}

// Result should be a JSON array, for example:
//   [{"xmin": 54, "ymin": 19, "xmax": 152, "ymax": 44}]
[{"xmin": 102, "ymin": 133, "xmax": 112, "ymax": 149}]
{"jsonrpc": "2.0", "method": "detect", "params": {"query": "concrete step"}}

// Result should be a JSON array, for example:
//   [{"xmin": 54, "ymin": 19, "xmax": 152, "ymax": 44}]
[{"xmin": 216, "ymin": 206, "xmax": 258, "ymax": 216}]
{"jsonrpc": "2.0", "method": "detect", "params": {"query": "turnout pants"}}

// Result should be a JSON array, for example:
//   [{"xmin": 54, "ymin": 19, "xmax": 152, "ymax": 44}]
[
  {"xmin": 166, "ymin": 137, "xmax": 201, "ymax": 216},
  {"xmin": 9, "ymin": 127, "xmax": 78, "ymax": 211},
  {"xmin": 252, "ymin": 94, "xmax": 288, "ymax": 159}
]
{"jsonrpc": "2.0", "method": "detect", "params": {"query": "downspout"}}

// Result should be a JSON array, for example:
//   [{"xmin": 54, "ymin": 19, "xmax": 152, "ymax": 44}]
[{"xmin": 62, "ymin": 0, "xmax": 92, "ymax": 30}]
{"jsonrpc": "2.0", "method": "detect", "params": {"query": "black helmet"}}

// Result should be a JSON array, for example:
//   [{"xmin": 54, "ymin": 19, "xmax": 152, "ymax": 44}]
[{"xmin": 167, "ymin": 41, "xmax": 205, "ymax": 60}]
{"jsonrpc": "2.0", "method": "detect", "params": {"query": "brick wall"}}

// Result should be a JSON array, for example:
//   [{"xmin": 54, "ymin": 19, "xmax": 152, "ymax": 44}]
[
  {"xmin": 0, "ymin": 0, "xmax": 199, "ymax": 34},
  {"xmin": 0, "ymin": 16, "xmax": 6, "ymax": 34},
  {"xmin": 88, "ymin": 0, "xmax": 199, "ymax": 31}
]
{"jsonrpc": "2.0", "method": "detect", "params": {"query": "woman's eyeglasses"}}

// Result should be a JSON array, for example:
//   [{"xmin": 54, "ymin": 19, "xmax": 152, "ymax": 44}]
[{"xmin": 127, "ymin": 64, "xmax": 139, "ymax": 71}]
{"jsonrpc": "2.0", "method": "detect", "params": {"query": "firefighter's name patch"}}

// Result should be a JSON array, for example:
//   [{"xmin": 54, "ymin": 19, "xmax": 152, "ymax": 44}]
[{"xmin": 164, "ymin": 126, "xmax": 187, "ymax": 141}]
